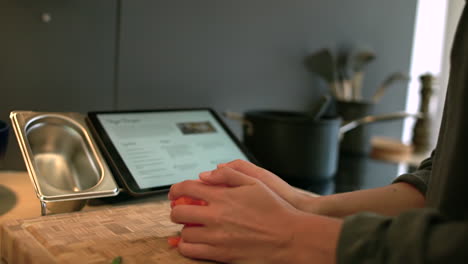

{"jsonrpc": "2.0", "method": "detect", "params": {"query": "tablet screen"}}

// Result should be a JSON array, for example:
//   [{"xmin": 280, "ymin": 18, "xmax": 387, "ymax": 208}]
[{"xmin": 88, "ymin": 109, "xmax": 252, "ymax": 193}]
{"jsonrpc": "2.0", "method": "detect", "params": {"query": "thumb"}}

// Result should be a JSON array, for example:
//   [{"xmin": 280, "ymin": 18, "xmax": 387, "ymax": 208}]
[{"xmin": 199, "ymin": 167, "xmax": 256, "ymax": 187}]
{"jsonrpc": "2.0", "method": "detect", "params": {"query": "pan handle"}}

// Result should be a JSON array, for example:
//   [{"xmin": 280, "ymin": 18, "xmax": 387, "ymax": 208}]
[{"xmin": 339, "ymin": 112, "xmax": 422, "ymax": 136}]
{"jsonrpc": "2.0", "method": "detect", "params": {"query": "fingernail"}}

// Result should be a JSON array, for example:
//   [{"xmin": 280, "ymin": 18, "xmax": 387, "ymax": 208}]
[{"xmin": 199, "ymin": 170, "xmax": 212, "ymax": 178}]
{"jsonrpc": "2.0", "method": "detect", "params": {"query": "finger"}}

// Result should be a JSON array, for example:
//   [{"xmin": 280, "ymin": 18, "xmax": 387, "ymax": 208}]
[
  {"xmin": 199, "ymin": 166, "xmax": 256, "ymax": 187},
  {"xmin": 170, "ymin": 205, "xmax": 213, "ymax": 226},
  {"xmin": 168, "ymin": 180, "xmax": 217, "ymax": 201},
  {"xmin": 199, "ymin": 170, "xmax": 212, "ymax": 178},
  {"xmin": 219, "ymin": 159, "xmax": 274, "ymax": 180},
  {"xmin": 198, "ymin": 170, "xmax": 229, "ymax": 187},
  {"xmin": 180, "ymin": 225, "xmax": 227, "ymax": 244},
  {"xmin": 220, "ymin": 159, "xmax": 290, "ymax": 186},
  {"xmin": 178, "ymin": 240, "xmax": 230, "ymax": 263},
  {"xmin": 180, "ymin": 226, "xmax": 207, "ymax": 243}
]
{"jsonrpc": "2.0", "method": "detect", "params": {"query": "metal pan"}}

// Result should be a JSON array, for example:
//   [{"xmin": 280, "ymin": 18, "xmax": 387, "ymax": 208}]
[{"xmin": 10, "ymin": 111, "xmax": 120, "ymax": 215}]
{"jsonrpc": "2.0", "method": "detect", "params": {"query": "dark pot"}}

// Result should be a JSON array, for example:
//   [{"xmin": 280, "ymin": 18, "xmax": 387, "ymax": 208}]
[{"xmin": 242, "ymin": 110, "xmax": 341, "ymax": 188}]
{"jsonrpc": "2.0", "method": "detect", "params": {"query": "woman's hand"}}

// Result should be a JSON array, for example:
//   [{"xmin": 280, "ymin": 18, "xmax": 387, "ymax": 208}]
[
  {"xmin": 215, "ymin": 159, "xmax": 322, "ymax": 213},
  {"xmin": 168, "ymin": 166, "xmax": 341, "ymax": 264}
]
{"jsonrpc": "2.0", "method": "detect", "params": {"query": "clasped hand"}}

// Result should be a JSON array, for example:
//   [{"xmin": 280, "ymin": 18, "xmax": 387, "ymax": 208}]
[{"xmin": 169, "ymin": 161, "xmax": 304, "ymax": 264}]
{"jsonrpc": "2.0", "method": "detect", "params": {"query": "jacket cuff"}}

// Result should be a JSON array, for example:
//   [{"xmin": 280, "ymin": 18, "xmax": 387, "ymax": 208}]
[
  {"xmin": 393, "ymin": 172, "xmax": 428, "ymax": 196},
  {"xmin": 337, "ymin": 212, "xmax": 392, "ymax": 264}
]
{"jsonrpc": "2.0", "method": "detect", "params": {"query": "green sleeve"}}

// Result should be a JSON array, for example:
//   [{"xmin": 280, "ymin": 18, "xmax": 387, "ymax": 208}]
[
  {"xmin": 337, "ymin": 209, "xmax": 468, "ymax": 263},
  {"xmin": 392, "ymin": 150, "xmax": 435, "ymax": 195}
]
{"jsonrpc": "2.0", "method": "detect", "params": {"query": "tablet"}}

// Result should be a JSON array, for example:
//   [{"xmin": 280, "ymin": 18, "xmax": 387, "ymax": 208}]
[{"xmin": 87, "ymin": 108, "xmax": 255, "ymax": 195}]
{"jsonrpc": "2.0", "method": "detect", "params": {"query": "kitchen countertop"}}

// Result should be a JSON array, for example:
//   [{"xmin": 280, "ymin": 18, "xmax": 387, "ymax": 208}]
[
  {"xmin": 0, "ymin": 171, "xmax": 40, "ymax": 224},
  {"xmin": 0, "ymin": 171, "xmax": 172, "ymax": 264},
  {"xmin": 0, "ymin": 171, "xmax": 37, "ymax": 264}
]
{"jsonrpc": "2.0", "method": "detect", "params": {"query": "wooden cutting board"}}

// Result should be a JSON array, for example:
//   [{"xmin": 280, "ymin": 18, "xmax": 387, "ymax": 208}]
[{"xmin": 0, "ymin": 201, "xmax": 213, "ymax": 264}]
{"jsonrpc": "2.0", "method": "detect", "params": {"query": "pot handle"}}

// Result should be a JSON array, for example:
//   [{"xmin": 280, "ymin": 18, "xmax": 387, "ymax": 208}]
[
  {"xmin": 223, "ymin": 111, "xmax": 255, "ymax": 136},
  {"xmin": 339, "ymin": 112, "xmax": 422, "ymax": 135}
]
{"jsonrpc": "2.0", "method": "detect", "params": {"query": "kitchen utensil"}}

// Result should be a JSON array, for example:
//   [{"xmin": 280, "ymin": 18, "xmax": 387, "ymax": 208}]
[
  {"xmin": 372, "ymin": 72, "xmax": 410, "ymax": 103},
  {"xmin": 351, "ymin": 51, "xmax": 376, "ymax": 100},
  {"xmin": 309, "ymin": 94, "xmax": 333, "ymax": 121},
  {"xmin": 1, "ymin": 201, "xmax": 210, "ymax": 264},
  {"xmin": 304, "ymin": 49, "xmax": 340, "ymax": 98},
  {"xmin": 10, "ymin": 111, "xmax": 120, "ymax": 215},
  {"xmin": 336, "ymin": 49, "xmax": 353, "ymax": 100},
  {"xmin": 352, "ymin": 51, "xmax": 376, "ymax": 72},
  {"xmin": 337, "ymin": 50, "xmax": 351, "ymax": 81}
]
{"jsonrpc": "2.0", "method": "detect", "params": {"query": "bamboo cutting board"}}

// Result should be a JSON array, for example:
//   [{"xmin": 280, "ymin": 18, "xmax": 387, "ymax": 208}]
[{"xmin": 0, "ymin": 201, "xmax": 213, "ymax": 264}]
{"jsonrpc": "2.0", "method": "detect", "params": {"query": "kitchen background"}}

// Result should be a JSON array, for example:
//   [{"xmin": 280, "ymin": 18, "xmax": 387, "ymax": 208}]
[{"xmin": 0, "ymin": 0, "xmax": 457, "ymax": 173}]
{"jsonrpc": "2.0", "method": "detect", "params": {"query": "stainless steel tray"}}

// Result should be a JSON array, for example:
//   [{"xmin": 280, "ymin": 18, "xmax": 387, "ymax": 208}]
[{"xmin": 10, "ymin": 111, "xmax": 119, "ymax": 215}]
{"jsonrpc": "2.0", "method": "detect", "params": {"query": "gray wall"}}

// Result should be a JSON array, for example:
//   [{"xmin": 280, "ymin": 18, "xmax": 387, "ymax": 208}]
[
  {"xmin": 117, "ymin": 0, "xmax": 418, "ymax": 131},
  {"xmin": 0, "ymin": 0, "xmax": 117, "ymax": 169},
  {"xmin": 0, "ymin": 0, "xmax": 418, "ymax": 170}
]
